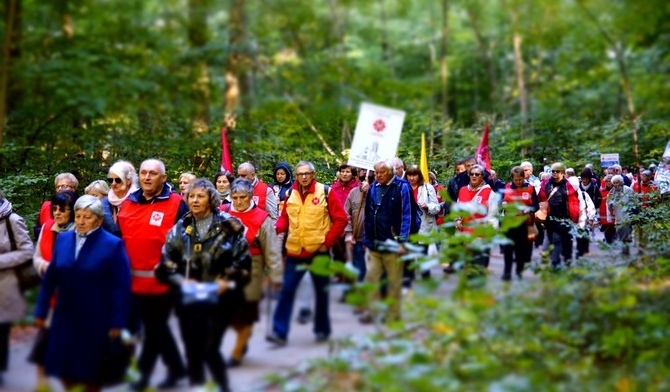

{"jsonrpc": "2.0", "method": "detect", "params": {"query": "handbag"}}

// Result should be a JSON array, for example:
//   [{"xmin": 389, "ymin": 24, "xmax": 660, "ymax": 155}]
[
  {"xmin": 527, "ymin": 223, "xmax": 539, "ymax": 241},
  {"xmin": 98, "ymin": 336, "xmax": 134, "ymax": 387},
  {"xmin": 181, "ymin": 252, "xmax": 220, "ymax": 306},
  {"xmin": 4, "ymin": 213, "xmax": 41, "ymax": 292},
  {"xmin": 534, "ymin": 187, "xmax": 559, "ymax": 223}
]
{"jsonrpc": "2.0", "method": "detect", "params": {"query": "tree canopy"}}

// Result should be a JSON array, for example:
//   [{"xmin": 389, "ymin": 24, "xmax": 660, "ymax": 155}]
[{"xmin": 1, "ymin": 0, "xmax": 669, "ymax": 220}]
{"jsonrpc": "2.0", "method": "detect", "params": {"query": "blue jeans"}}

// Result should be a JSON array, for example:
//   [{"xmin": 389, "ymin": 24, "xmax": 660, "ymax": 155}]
[
  {"xmin": 272, "ymin": 255, "xmax": 331, "ymax": 340},
  {"xmin": 352, "ymin": 242, "xmax": 367, "ymax": 282}
]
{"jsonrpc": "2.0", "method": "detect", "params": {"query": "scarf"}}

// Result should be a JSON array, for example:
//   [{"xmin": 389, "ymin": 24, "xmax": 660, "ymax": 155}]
[{"xmin": 108, "ymin": 185, "xmax": 139, "ymax": 207}]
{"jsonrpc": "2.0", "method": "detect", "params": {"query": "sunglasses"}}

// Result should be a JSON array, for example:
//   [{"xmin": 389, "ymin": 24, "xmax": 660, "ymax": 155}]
[
  {"xmin": 551, "ymin": 170, "xmax": 562, "ymax": 173},
  {"xmin": 469, "ymin": 172, "xmax": 482, "ymax": 177},
  {"xmin": 106, "ymin": 177, "xmax": 123, "ymax": 184}
]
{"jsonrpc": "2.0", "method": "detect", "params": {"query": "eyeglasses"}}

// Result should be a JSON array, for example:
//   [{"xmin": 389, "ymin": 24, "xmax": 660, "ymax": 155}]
[
  {"xmin": 551, "ymin": 170, "xmax": 562, "ymax": 173},
  {"xmin": 56, "ymin": 184, "xmax": 74, "ymax": 190},
  {"xmin": 296, "ymin": 172, "xmax": 314, "ymax": 177},
  {"xmin": 106, "ymin": 177, "xmax": 123, "ymax": 184},
  {"xmin": 469, "ymin": 172, "xmax": 482, "ymax": 177},
  {"xmin": 51, "ymin": 206, "xmax": 71, "ymax": 213}
]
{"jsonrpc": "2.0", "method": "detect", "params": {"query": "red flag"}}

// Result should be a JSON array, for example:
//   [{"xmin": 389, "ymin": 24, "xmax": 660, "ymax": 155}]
[
  {"xmin": 476, "ymin": 122, "xmax": 491, "ymax": 171},
  {"xmin": 221, "ymin": 126, "xmax": 233, "ymax": 172}
]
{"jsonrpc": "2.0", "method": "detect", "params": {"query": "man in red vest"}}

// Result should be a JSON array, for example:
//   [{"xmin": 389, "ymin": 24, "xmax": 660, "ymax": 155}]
[
  {"xmin": 118, "ymin": 159, "xmax": 188, "ymax": 391},
  {"xmin": 237, "ymin": 162, "xmax": 278, "ymax": 221}
]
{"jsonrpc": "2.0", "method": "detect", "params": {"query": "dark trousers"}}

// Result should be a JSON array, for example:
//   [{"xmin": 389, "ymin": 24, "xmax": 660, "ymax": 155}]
[
  {"xmin": 576, "ymin": 228, "xmax": 590, "ymax": 258},
  {"xmin": 131, "ymin": 293, "xmax": 186, "ymax": 382},
  {"xmin": 273, "ymin": 255, "xmax": 331, "ymax": 340},
  {"xmin": 403, "ymin": 244, "xmax": 430, "ymax": 288},
  {"xmin": 503, "ymin": 226, "xmax": 532, "ymax": 278},
  {"xmin": 602, "ymin": 224, "xmax": 617, "ymax": 244},
  {"xmin": 0, "ymin": 323, "xmax": 9, "ymax": 372},
  {"xmin": 177, "ymin": 303, "xmax": 230, "ymax": 391},
  {"xmin": 547, "ymin": 219, "xmax": 573, "ymax": 266}
]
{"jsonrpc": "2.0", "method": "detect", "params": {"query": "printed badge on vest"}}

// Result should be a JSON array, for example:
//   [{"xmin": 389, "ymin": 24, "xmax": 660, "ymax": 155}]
[
  {"xmin": 252, "ymin": 196, "xmax": 260, "ymax": 204},
  {"xmin": 522, "ymin": 192, "xmax": 530, "ymax": 200},
  {"xmin": 473, "ymin": 196, "xmax": 483, "ymax": 203},
  {"xmin": 150, "ymin": 211, "xmax": 165, "ymax": 226}
]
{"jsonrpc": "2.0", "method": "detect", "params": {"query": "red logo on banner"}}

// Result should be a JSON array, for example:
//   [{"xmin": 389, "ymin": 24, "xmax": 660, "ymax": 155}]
[{"xmin": 373, "ymin": 119, "xmax": 386, "ymax": 133}]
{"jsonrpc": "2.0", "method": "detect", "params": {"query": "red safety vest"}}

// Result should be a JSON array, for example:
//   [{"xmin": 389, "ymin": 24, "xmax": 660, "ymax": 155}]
[
  {"xmin": 457, "ymin": 185, "xmax": 493, "ymax": 234},
  {"xmin": 118, "ymin": 194, "xmax": 182, "ymax": 294},
  {"xmin": 225, "ymin": 206, "xmax": 268, "ymax": 256}
]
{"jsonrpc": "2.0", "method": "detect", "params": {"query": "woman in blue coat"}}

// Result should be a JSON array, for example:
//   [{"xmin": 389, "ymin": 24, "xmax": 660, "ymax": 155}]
[{"xmin": 34, "ymin": 195, "xmax": 131, "ymax": 391}]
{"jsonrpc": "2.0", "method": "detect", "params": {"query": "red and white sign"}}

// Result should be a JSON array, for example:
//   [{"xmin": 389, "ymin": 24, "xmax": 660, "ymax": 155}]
[{"xmin": 348, "ymin": 102, "xmax": 406, "ymax": 171}]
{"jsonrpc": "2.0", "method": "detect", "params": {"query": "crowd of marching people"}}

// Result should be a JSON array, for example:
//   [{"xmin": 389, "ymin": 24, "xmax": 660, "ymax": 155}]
[{"xmin": 0, "ymin": 154, "xmax": 666, "ymax": 391}]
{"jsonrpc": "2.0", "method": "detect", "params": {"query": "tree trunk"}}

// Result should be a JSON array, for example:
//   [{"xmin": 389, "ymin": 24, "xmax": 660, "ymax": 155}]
[
  {"xmin": 61, "ymin": 13, "xmax": 73, "ymax": 38},
  {"xmin": 511, "ymin": 5, "xmax": 528, "ymax": 155},
  {"xmin": 0, "ymin": 0, "xmax": 18, "ymax": 147},
  {"xmin": 575, "ymin": 0, "xmax": 640, "ymax": 186},
  {"xmin": 189, "ymin": 0, "xmax": 211, "ymax": 133},
  {"xmin": 379, "ymin": 0, "xmax": 395, "ymax": 79},
  {"xmin": 466, "ymin": 4, "xmax": 498, "ymax": 110},
  {"xmin": 224, "ymin": 0, "xmax": 244, "ymax": 118},
  {"xmin": 440, "ymin": 0, "xmax": 449, "ymax": 119}
]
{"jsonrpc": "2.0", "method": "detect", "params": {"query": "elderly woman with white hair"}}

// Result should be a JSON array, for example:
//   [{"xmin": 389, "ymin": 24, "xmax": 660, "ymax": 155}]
[
  {"xmin": 221, "ymin": 178, "xmax": 282, "ymax": 367},
  {"xmin": 101, "ymin": 160, "xmax": 138, "ymax": 237},
  {"xmin": 607, "ymin": 174, "xmax": 635, "ymax": 255},
  {"xmin": 34, "ymin": 195, "xmax": 132, "ymax": 391}
]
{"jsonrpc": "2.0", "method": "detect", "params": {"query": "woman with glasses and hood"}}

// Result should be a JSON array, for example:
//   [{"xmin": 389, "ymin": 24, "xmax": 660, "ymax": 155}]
[{"xmin": 271, "ymin": 162, "xmax": 294, "ymax": 214}]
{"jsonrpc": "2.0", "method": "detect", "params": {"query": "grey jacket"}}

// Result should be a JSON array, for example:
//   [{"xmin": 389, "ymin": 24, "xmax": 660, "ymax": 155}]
[{"xmin": 0, "ymin": 200, "xmax": 34, "ymax": 323}]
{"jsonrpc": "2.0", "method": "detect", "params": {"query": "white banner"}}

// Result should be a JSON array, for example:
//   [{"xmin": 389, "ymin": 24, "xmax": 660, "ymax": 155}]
[
  {"xmin": 600, "ymin": 153, "xmax": 620, "ymax": 167},
  {"xmin": 348, "ymin": 102, "xmax": 406, "ymax": 171}
]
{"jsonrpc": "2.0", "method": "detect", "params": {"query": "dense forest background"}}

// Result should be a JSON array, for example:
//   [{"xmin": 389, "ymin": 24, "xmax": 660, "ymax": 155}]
[{"xmin": 0, "ymin": 0, "xmax": 669, "ymax": 223}]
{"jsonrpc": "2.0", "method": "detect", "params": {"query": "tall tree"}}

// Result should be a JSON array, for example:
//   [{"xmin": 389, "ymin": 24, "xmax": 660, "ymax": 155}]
[
  {"xmin": 0, "ymin": 0, "xmax": 18, "ymax": 147},
  {"xmin": 189, "ymin": 0, "xmax": 211, "ymax": 132}
]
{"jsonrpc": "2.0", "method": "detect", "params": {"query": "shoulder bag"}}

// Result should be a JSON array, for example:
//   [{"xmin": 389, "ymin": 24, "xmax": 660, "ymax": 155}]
[
  {"xmin": 534, "ymin": 187, "xmax": 559, "ymax": 223},
  {"xmin": 4, "ymin": 214, "xmax": 40, "ymax": 292},
  {"xmin": 181, "ymin": 246, "xmax": 220, "ymax": 306}
]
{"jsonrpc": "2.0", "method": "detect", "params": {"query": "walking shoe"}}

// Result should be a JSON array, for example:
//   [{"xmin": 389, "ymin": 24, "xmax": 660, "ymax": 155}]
[
  {"xmin": 315, "ymin": 333, "xmax": 329, "ymax": 343},
  {"xmin": 358, "ymin": 313, "xmax": 374, "ymax": 324},
  {"xmin": 296, "ymin": 308, "xmax": 312, "ymax": 324},
  {"xmin": 157, "ymin": 371, "xmax": 186, "ymax": 389},
  {"xmin": 227, "ymin": 357, "xmax": 242, "ymax": 368},
  {"xmin": 501, "ymin": 273, "xmax": 511, "ymax": 282},
  {"xmin": 266, "ymin": 332, "xmax": 287, "ymax": 346}
]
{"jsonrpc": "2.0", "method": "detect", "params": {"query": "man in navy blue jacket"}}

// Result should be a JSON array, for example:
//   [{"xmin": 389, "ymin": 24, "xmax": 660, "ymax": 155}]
[{"xmin": 360, "ymin": 159, "xmax": 412, "ymax": 323}]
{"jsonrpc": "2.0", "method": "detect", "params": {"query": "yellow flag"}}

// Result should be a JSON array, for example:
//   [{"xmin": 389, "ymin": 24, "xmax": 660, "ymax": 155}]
[{"xmin": 420, "ymin": 133, "xmax": 429, "ymax": 181}]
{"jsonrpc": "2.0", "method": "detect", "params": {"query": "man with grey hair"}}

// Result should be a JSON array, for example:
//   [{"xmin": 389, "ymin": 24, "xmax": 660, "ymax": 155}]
[
  {"xmin": 118, "ymin": 158, "xmax": 188, "ymax": 391},
  {"xmin": 611, "ymin": 164, "xmax": 632, "ymax": 187},
  {"xmin": 359, "ymin": 158, "xmax": 413, "ymax": 323},
  {"xmin": 266, "ymin": 161, "xmax": 347, "ymax": 346},
  {"xmin": 237, "ymin": 162, "xmax": 278, "ymax": 220},
  {"xmin": 35, "ymin": 172, "xmax": 80, "ymax": 240}
]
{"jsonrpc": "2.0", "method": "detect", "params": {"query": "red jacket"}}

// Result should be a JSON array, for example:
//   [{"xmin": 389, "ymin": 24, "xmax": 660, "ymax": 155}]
[
  {"xmin": 253, "ymin": 180, "xmax": 272, "ymax": 213},
  {"xmin": 538, "ymin": 179, "xmax": 580, "ymax": 224},
  {"xmin": 118, "ymin": 186, "xmax": 186, "ymax": 295},
  {"xmin": 331, "ymin": 179, "xmax": 360, "ymax": 208}
]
